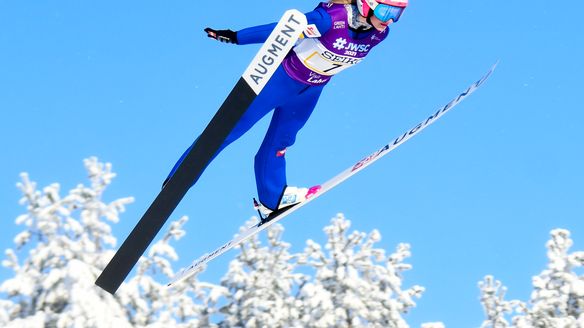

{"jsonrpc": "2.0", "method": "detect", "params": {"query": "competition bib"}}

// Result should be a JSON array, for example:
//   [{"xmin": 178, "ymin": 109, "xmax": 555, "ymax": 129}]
[{"xmin": 293, "ymin": 38, "xmax": 363, "ymax": 76}]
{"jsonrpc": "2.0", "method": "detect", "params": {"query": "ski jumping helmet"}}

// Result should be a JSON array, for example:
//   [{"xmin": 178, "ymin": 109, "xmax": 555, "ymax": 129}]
[{"xmin": 356, "ymin": 0, "xmax": 408, "ymax": 23}]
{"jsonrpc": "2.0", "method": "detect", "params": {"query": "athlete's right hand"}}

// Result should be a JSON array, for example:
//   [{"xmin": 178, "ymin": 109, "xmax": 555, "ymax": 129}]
[{"xmin": 204, "ymin": 28, "xmax": 238, "ymax": 44}]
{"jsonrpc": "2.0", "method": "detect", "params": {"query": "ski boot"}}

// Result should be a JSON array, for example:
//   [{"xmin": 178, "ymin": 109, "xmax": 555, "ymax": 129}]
[{"xmin": 254, "ymin": 185, "xmax": 321, "ymax": 223}]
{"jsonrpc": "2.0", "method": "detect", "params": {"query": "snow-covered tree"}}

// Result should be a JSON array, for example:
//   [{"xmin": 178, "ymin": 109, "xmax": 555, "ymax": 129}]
[
  {"xmin": 169, "ymin": 215, "xmax": 439, "ymax": 327},
  {"xmin": 0, "ymin": 157, "xmax": 134, "ymax": 327},
  {"xmin": 219, "ymin": 214, "xmax": 435, "ymax": 328},
  {"xmin": 219, "ymin": 220, "xmax": 306, "ymax": 327},
  {"xmin": 479, "ymin": 229, "xmax": 584, "ymax": 327},
  {"xmin": 0, "ymin": 157, "xmax": 222, "ymax": 327},
  {"xmin": 297, "ymin": 214, "xmax": 425, "ymax": 328},
  {"xmin": 118, "ymin": 215, "xmax": 227, "ymax": 328},
  {"xmin": 479, "ymin": 275, "xmax": 525, "ymax": 327}
]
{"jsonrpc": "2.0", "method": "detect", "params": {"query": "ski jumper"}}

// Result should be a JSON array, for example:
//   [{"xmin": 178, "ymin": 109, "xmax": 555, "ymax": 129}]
[{"xmin": 169, "ymin": 3, "xmax": 389, "ymax": 210}]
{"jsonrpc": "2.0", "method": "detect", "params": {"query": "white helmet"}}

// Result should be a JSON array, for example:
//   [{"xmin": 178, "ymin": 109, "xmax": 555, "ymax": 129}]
[{"xmin": 356, "ymin": 0, "xmax": 409, "ymax": 22}]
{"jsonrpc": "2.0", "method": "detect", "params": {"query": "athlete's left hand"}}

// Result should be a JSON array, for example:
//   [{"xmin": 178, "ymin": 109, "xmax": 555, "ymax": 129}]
[{"xmin": 204, "ymin": 28, "xmax": 238, "ymax": 44}]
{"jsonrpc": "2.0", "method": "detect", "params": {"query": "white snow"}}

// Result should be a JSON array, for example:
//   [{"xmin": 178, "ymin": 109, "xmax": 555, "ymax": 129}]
[
  {"xmin": 479, "ymin": 229, "xmax": 584, "ymax": 327},
  {"xmin": 4, "ymin": 157, "xmax": 583, "ymax": 327}
]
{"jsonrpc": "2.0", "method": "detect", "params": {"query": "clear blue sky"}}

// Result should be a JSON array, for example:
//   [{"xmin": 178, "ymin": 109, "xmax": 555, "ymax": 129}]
[{"xmin": 1, "ymin": 1, "xmax": 583, "ymax": 326}]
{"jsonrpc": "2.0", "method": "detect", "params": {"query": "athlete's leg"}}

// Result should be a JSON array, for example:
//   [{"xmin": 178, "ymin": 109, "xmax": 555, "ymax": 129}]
[
  {"xmin": 164, "ymin": 66, "xmax": 301, "ymax": 187},
  {"xmin": 254, "ymin": 84, "xmax": 325, "ymax": 209}
]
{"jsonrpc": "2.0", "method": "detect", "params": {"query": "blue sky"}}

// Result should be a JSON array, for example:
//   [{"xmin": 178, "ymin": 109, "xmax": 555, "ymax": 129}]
[{"xmin": 1, "ymin": 0, "xmax": 583, "ymax": 326}]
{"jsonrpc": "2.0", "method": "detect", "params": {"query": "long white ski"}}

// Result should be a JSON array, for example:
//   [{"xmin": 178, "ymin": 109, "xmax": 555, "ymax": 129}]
[{"xmin": 168, "ymin": 63, "xmax": 497, "ymax": 288}]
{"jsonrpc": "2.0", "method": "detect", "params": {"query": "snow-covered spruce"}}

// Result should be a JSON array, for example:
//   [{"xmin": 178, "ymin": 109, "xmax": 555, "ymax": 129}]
[
  {"xmin": 0, "ymin": 158, "xmax": 223, "ymax": 327},
  {"xmin": 0, "ymin": 158, "xmax": 133, "ymax": 327},
  {"xmin": 298, "ymin": 214, "xmax": 425, "ymax": 328},
  {"xmin": 219, "ymin": 214, "xmax": 434, "ymax": 328},
  {"xmin": 479, "ymin": 229, "xmax": 584, "ymax": 327}
]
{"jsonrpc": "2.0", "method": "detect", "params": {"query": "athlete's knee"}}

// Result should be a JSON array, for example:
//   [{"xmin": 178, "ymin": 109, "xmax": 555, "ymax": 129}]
[{"xmin": 279, "ymin": 133, "xmax": 297, "ymax": 149}]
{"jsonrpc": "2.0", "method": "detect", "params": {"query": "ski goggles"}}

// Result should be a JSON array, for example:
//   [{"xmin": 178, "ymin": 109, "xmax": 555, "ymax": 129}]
[{"xmin": 373, "ymin": 4, "xmax": 405, "ymax": 23}]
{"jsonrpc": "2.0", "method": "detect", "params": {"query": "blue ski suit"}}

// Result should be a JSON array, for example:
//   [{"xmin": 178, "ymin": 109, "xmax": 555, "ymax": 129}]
[{"xmin": 169, "ymin": 3, "xmax": 390, "ymax": 210}]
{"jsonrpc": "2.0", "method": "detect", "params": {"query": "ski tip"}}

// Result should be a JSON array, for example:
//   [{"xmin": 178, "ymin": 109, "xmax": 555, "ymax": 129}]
[{"xmin": 485, "ymin": 61, "xmax": 499, "ymax": 78}]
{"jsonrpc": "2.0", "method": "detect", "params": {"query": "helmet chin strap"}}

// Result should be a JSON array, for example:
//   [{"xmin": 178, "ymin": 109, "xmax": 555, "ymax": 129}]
[
  {"xmin": 346, "ymin": 4, "xmax": 373, "ymax": 31},
  {"xmin": 366, "ymin": 12, "xmax": 374, "ymax": 26}
]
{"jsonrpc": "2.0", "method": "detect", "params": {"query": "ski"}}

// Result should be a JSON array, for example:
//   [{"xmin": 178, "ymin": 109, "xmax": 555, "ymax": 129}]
[
  {"xmin": 168, "ymin": 63, "xmax": 497, "ymax": 287},
  {"xmin": 95, "ymin": 10, "xmax": 307, "ymax": 295}
]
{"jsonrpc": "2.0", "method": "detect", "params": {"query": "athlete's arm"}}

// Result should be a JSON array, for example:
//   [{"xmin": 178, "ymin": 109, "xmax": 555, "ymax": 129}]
[{"xmin": 204, "ymin": 8, "xmax": 332, "ymax": 45}]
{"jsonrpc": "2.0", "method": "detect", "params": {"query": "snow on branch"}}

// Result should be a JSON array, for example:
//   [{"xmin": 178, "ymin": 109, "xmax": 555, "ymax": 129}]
[
  {"xmin": 297, "ymin": 213, "xmax": 426, "ymax": 327},
  {"xmin": 479, "ymin": 229, "xmax": 584, "ymax": 327},
  {"xmin": 218, "ymin": 213, "xmax": 437, "ymax": 327},
  {"xmin": 1, "ymin": 158, "xmax": 135, "ymax": 327}
]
